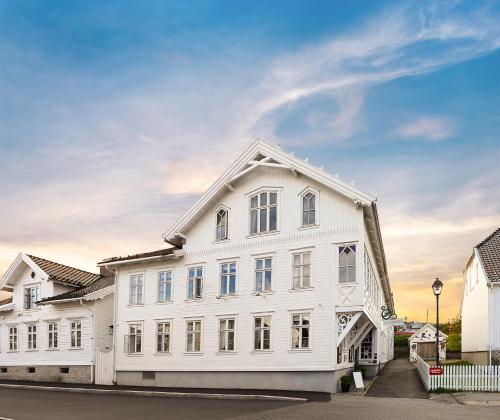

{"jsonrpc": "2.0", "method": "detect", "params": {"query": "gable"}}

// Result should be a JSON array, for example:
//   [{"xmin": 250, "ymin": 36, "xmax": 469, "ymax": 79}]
[
  {"xmin": 410, "ymin": 323, "xmax": 447, "ymax": 341},
  {"xmin": 0, "ymin": 253, "xmax": 46, "ymax": 290}
]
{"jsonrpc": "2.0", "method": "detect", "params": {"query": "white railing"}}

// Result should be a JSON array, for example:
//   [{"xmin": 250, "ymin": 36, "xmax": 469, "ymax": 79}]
[{"xmin": 415, "ymin": 355, "xmax": 500, "ymax": 391}]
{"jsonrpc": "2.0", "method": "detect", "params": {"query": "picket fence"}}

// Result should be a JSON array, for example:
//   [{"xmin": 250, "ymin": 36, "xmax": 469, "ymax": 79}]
[{"xmin": 415, "ymin": 355, "xmax": 500, "ymax": 391}]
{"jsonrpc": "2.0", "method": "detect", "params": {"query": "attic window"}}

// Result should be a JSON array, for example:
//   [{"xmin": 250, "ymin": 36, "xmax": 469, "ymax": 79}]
[
  {"xmin": 31, "ymin": 272, "xmax": 35, "ymax": 279},
  {"xmin": 215, "ymin": 208, "xmax": 228, "ymax": 241}
]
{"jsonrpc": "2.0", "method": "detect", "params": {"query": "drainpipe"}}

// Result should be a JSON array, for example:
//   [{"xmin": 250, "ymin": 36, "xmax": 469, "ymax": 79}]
[
  {"xmin": 107, "ymin": 265, "xmax": 118, "ymax": 385},
  {"xmin": 79, "ymin": 299, "xmax": 95, "ymax": 384}
]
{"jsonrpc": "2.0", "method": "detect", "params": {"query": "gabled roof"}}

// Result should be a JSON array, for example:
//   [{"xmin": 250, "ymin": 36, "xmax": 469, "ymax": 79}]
[
  {"xmin": 475, "ymin": 228, "xmax": 500, "ymax": 283},
  {"xmin": 38, "ymin": 276, "xmax": 114, "ymax": 304},
  {"xmin": 409, "ymin": 323, "xmax": 448, "ymax": 341}
]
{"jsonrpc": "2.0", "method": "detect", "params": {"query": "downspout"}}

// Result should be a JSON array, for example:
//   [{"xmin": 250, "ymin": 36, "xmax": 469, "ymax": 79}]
[
  {"xmin": 110, "ymin": 265, "xmax": 118, "ymax": 385},
  {"xmin": 79, "ymin": 299, "xmax": 95, "ymax": 384}
]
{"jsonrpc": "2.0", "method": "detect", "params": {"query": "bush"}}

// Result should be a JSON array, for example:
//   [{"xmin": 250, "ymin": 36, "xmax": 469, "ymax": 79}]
[
  {"xmin": 340, "ymin": 375, "xmax": 352, "ymax": 385},
  {"xmin": 447, "ymin": 332, "xmax": 461, "ymax": 352},
  {"xmin": 394, "ymin": 334, "xmax": 412, "ymax": 347},
  {"xmin": 444, "ymin": 360, "xmax": 472, "ymax": 366}
]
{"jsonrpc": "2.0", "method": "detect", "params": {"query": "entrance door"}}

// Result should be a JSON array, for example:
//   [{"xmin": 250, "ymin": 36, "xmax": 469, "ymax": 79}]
[
  {"xmin": 95, "ymin": 349, "xmax": 114, "ymax": 385},
  {"xmin": 417, "ymin": 342, "xmax": 436, "ymax": 360}
]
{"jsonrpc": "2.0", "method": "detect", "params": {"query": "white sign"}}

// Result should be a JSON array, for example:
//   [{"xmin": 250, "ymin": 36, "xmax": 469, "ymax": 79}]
[{"xmin": 353, "ymin": 371, "xmax": 364, "ymax": 389}]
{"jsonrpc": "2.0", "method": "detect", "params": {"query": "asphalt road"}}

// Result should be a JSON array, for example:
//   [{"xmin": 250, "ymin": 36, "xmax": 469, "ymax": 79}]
[{"xmin": 0, "ymin": 388, "xmax": 300, "ymax": 420}]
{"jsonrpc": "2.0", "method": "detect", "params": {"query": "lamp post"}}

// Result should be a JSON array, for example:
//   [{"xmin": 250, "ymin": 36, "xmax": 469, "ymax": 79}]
[{"xmin": 432, "ymin": 278, "xmax": 443, "ymax": 367}]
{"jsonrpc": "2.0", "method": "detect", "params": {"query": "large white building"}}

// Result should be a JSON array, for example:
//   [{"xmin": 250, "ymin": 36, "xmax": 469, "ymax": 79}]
[
  {"xmin": 99, "ymin": 140, "xmax": 395, "ymax": 392},
  {"xmin": 461, "ymin": 228, "xmax": 500, "ymax": 365},
  {"xmin": 0, "ymin": 253, "xmax": 114, "ymax": 384}
]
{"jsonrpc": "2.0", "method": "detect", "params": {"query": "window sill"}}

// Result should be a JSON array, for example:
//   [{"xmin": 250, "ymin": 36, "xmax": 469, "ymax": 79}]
[
  {"xmin": 127, "ymin": 304, "xmax": 145, "ymax": 307},
  {"xmin": 250, "ymin": 350, "xmax": 273, "ymax": 354},
  {"xmin": 288, "ymin": 287, "xmax": 314, "ymax": 293},
  {"xmin": 155, "ymin": 301, "xmax": 173, "ymax": 305},
  {"xmin": 68, "ymin": 347, "xmax": 83, "ymax": 351},
  {"xmin": 7, "ymin": 350, "xmax": 19, "ymax": 353},
  {"xmin": 298, "ymin": 224, "xmax": 319, "ymax": 231},
  {"xmin": 26, "ymin": 349, "xmax": 38, "ymax": 352},
  {"xmin": 288, "ymin": 349, "xmax": 313, "ymax": 353},
  {"xmin": 184, "ymin": 298, "xmax": 205, "ymax": 303},
  {"xmin": 183, "ymin": 352, "xmax": 203, "ymax": 356},
  {"xmin": 216, "ymin": 351, "xmax": 237, "ymax": 355},
  {"xmin": 246, "ymin": 231, "xmax": 279, "ymax": 239},
  {"xmin": 251, "ymin": 291, "xmax": 274, "ymax": 296},
  {"xmin": 212, "ymin": 239, "xmax": 230, "ymax": 245},
  {"xmin": 154, "ymin": 352, "xmax": 172, "ymax": 356},
  {"xmin": 46, "ymin": 348, "xmax": 60, "ymax": 351},
  {"xmin": 125, "ymin": 353, "xmax": 143, "ymax": 357},
  {"xmin": 216, "ymin": 294, "xmax": 239, "ymax": 300}
]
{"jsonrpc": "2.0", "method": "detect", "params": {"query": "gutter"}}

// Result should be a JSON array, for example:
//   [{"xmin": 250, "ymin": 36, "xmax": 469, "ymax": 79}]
[{"xmin": 97, "ymin": 249, "xmax": 184, "ymax": 268}]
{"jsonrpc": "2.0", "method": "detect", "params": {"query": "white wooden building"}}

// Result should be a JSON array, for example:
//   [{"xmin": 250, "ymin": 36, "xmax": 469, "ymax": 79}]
[
  {"xmin": 408, "ymin": 323, "xmax": 447, "ymax": 362},
  {"xmin": 99, "ymin": 139, "xmax": 395, "ymax": 392},
  {"xmin": 0, "ymin": 253, "xmax": 114, "ymax": 384},
  {"xmin": 461, "ymin": 228, "xmax": 500, "ymax": 365}
]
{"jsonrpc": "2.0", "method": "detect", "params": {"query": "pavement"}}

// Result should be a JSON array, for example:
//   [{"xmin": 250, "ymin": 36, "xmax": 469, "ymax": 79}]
[
  {"xmin": 430, "ymin": 391, "xmax": 500, "ymax": 406},
  {"xmin": 365, "ymin": 358, "xmax": 429, "ymax": 399}
]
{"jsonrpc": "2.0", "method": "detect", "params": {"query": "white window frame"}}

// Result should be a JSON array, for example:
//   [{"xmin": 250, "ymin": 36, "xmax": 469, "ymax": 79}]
[
  {"xmin": 248, "ymin": 189, "xmax": 279, "ymax": 235},
  {"xmin": 255, "ymin": 257, "xmax": 273, "ymax": 292},
  {"xmin": 187, "ymin": 266, "xmax": 203, "ymax": 300},
  {"xmin": 185, "ymin": 320, "xmax": 202, "ymax": 353},
  {"xmin": 338, "ymin": 244, "xmax": 357, "ymax": 283},
  {"xmin": 23, "ymin": 284, "xmax": 40, "ymax": 310},
  {"xmin": 218, "ymin": 318, "xmax": 236, "ymax": 352},
  {"xmin": 9, "ymin": 326, "xmax": 18, "ymax": 352},
  {"xmin": 291, "ymin": 313, "xmax": 311, "ymax": 350},
  {"xmin": 125, "ymin": 323, "xmax": 143, "ymax": 355},
  {"xmin": 27, "ymin": 324, "xmax": 37, "ymax": 350},
  {"xmin": 70, "ymin": 320, "xmax": 82, "ymax": 349},
  {"xmin": 156, "ymin": 321, "xmax": 171, "ymax": 353},
  {"xmin": 299, "ymin": 187, "xmax": 319, "ymax": 227},
  {"xmin": 291, "ymin": 250, "xmax": 312, "ymax": 289},
  {"xmin": 253, "ymin": 315, "xmax": 272, "ymax": 351},
  {"xmin": 157, "ymin": 270, "xmax": 173, "ymax": 303},
  {"xmin": 129, "ymin": 273, "xmax": 144, "ymax": 305},
  {"xmin": 219, "ymin": 261, "xmax": 237, "ymax": 296},
  {"xmin": 215, "ymin": 206, "xmax": 229, "ymax": 241},
  {"xmin": 48, "ymin": 322, "xmax": 59, "ymax": 350}
]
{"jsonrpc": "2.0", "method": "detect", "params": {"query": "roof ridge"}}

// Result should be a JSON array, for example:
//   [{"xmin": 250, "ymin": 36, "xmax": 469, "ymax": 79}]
[{"xmin": 27, "ymin": 254, "xmax": 100, "ymax": 277}]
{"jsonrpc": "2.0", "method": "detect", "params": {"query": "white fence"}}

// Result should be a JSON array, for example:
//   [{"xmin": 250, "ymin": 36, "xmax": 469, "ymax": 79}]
[{"xmin": 415, "ymin": 355, "xmax": 500, "ymax": 392}]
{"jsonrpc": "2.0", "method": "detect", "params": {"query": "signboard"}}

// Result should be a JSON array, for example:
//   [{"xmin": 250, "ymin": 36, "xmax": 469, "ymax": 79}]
[
  {"xmin": 353, "ymin": 371, "xmax": 364, "ymax": 389},
  {"xmin": 429, "ymin": 367, "xmax": 444, "ymax": 376}
]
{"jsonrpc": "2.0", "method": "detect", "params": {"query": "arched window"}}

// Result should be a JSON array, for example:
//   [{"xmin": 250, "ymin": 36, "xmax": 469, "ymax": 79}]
[
  {"xmin": 302, "ymin": 192, "xmax": 316, "ymax": 226},
  {"xmin": 339, "ymin": 244, "xmax": 356, "ymax": 283},
  {"xmin": 216, "ymin": 208, "xmax": 228, "ymax": 241}
]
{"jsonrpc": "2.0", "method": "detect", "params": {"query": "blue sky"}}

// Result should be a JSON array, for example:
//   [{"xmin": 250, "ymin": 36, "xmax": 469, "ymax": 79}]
[{"xmin": 1, "ymin": 0, "xmax": 499, "ymax": 320}]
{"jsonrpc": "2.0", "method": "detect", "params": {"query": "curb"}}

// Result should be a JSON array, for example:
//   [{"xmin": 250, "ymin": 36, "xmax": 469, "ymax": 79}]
[{"xmin": 0, "ymin": 383, "xmax": 307, "ymax": 402}]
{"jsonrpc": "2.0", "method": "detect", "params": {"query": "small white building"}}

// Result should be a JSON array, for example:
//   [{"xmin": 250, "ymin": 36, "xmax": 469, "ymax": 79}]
[
  {"xmin": 409, "ymin": 324, "xmax": 447, "ymax": 362},
  {"xmin": 0, "ymin": 253, "xmax": 114, "ymax": 384},
  {"xmin": 461, "ymin": 228, "xmax": 500, "ymax": 365},
  {"xmin": 99, "ymin": 139, "xmax": 395, "ymax": 392}
]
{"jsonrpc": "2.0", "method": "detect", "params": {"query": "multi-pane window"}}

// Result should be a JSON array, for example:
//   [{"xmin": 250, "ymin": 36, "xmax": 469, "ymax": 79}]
[
  {"xmin": 129, "ymin": 274, "xmax": 144, "ymax": 305},
  {"xmin": 126, "ymin": 324, "xmax": 142, "ymax": 354},
  {"xmin": 216, "ymin": 208, "xmax": 228, "ymax": 241},
  {"xmin": 291, "ymin": 314, "xmax": 310, "ymax": 349},
  {"xmin": 187, "ymin": 267, "xmax": 203, "ymax": 299},
  {"xmin": 70, "ymin": 320, "xmax": 82, "ymax": 348},
  {"xmin": 302, "ymin": 192, "xmax": 316, "ymax": 226},
  {"xmin": 255, "ymin": 257, "xmax": 272, "ymax": 292},
  {"xmin": 218, "ymin": 318, "xmax": 235, "ymax": 352},
  {"xmin": 360, "ymin": 330, "xmax": 373, "ymax": 360},
  {"xmin": 339, "ymin": 245, "xmax": 356, "ymax": 283},
  {"xmin": 9, "ymin": 326, "xmax": 18, "ymax": 351},
  {"xmin": 156, "ymin": 322, "xmax": 171, "ymax": 353},
  {"xmin": 24, "ymin": 286, "xmax": 40, "ymax": 310},
  {"xmin": 220, "ymin": 262, "xmax": 237, "ymax": 296},
  {"xmin": 48, "ymin": 322, "xmax": 58, "ymax": 349},
  {"xmin": 186, "ymin": 320, "xmax": 202, "ymax": 352},
  {"xmin": 292, "ymin": 252, "xmax": 311, "ymax": 289},
  {"xmin": 158, "ymin": 271, "xmax": 173, "ymax": 302},
  {"xmin": 250, "ymin": 191, "xmax": 277, "ymax": 234},
  {"xmin": 337, "ymin": 342, "xmax": 343, "ymax": 364},
  {"xmin": 254, "ymin": 316, "xmax": 271, "ymax": 350},
  {"xmin": 27, "ymin": 325, "xmax": 37, "ymax": 350}
]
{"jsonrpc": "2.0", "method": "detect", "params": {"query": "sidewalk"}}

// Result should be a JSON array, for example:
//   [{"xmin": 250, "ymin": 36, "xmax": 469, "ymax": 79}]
[{"xmin": 430, "ymin": 392, "xmax": 500, "ymax": 406}]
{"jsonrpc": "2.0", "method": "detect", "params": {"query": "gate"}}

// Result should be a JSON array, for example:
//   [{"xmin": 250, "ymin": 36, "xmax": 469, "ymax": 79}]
[
  {"xmin": 95, "ymin": 349, "xmax": 114, "ymax": 385},
  {"xmin": 417, "ymin": 342, "xmax": 435, "ymax": 360}
]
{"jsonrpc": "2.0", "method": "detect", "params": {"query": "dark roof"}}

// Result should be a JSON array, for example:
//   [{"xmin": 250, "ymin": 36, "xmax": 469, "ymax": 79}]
[
  {"xmin": 99, "ymin": 247, "xmax": 176, "ymax": 265},
  {"xmin": 38, "ymin": 276, "xmax": 114, "ymax": 303},
  {"xmin": 0, "ymin": 297, "xmax": 13, "ymax": 306},
  {"xmin": 476, "ymin": 228, "xmax": 500, "ymax": 283},
  {"xmin": 27, "ymin": 255, "xmax": 102, "ymax": 287}
]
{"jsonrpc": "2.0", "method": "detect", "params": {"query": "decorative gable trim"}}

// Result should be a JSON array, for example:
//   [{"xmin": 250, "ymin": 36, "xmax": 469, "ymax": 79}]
[{"xmin": 0, "ymin": 253, "xmax": 47, "ymax": 290}]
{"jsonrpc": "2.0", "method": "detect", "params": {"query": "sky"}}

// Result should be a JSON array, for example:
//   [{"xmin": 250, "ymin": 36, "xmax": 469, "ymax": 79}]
[{"xmin": 0, "ymin": 0, "xmax": 499, "ymax": 322}]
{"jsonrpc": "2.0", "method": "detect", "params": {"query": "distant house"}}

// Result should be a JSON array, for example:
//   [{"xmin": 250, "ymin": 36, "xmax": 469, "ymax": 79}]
[
  {"xmin": 409, "ymin": 323, "xmax": 447, "ymax": 362},
  {"xmin": 0, "ymin": 253, "xmax": 114, "ymax": 384},
  {"xmin": 461, "ymin": 228, "xmax": 500, "ymax": 364}
]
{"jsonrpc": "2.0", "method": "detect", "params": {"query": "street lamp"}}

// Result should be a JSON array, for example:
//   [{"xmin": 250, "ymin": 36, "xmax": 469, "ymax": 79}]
[{"xmin": 432, "ymin": 278, "xmax": 443, "ymax": 367}]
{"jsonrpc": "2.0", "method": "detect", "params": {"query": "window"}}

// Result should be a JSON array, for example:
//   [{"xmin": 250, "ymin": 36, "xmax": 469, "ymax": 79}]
[
  {"xmin": 28, "ymin": 367, "xmax": 35, "ymax": 374},
  {"xmin": 339, "ymin": 245, "xmax": 356, "ymax": 283},
  {"xmin": 337, "ymin": 342, "xmax": 343, "ymax": 364},
  {"xmin": 125, "ymin": 324, "xmax": 142, "ymax": 354},
  {"xmin": 156, "ymin": 322, "xmax": 171, "ymax": 353},
  {"xmin": 216, "ymin": 208, "xmax": 228, "ymax": 241},
  {"xmin": 255, "ymin": 257, "xmax": 272, "ymax": 292},
  {"xmin": 360, "ymin": 330, "xmax": 373, "ymax": 360},
  {"xmin": 302, "ymin": 192, "xmax": 316, "ymax": 226},
  {"xmin": 129, "ymin": 274, "xmax": 144, "ymax": 305},
  {"xmin": 158, "ymin": 271, "xmax": 173, "ymax": 302},
  {"xmin": 254, "ymin": 316, "xmax": 271, "ymax": 350},
  {"xmin": 24, "ymin": 286, "xmax": 40, "ymax": 309},
  {"xmin": 220, "ymin": 262, "xmax": 237, "ymax": 296},
  {"xmin": 60, "ymin": 367, "xmax": 70, "ymax": 374},
  {"xmin": 291, "ymin": 314, "xmax": 310, "ymax": 350},
  {"xmin": 218, "ymin": 318, "xmax": 235, "ymax": 352},
  {"xmin": 48, "ymin": 322, "xmax": 58, "ymax": 349},
  {"xmin": 250, "ymin": 191, "xmax": 277, "ymax": 234},
  {"xmin": 9, "ymin": 327, "xmax": 17, "ymax": 351},
  {"xmin": 27, "ymin": 324, "xmax": 37, "ymax": 350},
  {"xmin": 349, "ymin": 345, "xmax": 354, "ymax": 363},
  {"xmin": 70, "ymin": 320, "xmax": 82, "ymax": 348},
  {"xmin": 186, "ymin": 320, "xmax": 202, "ymax": 352},
  {"xmin": 187, "ymin": 267, "xmax": 203, "ymax": 300},
  {"xmin": 0, "ymin": 368, "xmax": 7, "ymax": 373},
  {"xmin": 292, "ymin": 252, "xmax": 311, "ymax": 289}
]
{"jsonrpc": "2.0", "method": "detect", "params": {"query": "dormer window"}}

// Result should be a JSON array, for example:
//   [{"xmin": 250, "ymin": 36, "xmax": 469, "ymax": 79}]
[
  {"xmin": 24, "ymin": 286, "xmax": 40, "ymax": 310},
  {"xmin": 216, "ymin": 208, "xmax": 228, "ymax": 241},
  {"xmin": 250, "ymin": 191, "xmax": 278, "ymax": 235},
  {"xmin": 302, "ymin": 192, "xmax": 316, "ymax": 226}
]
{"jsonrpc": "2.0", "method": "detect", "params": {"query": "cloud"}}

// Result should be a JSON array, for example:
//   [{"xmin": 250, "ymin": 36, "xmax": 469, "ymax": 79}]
[{"xmin": 396, "ymin": 116, "xmax": 456, "ymax": 140}]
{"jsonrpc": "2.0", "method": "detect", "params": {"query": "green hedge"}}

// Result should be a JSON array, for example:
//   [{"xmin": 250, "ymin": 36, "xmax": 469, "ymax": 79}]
[{"xmin": 394, "ymin": 334, "xmax": 412, "ymax": 347}]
